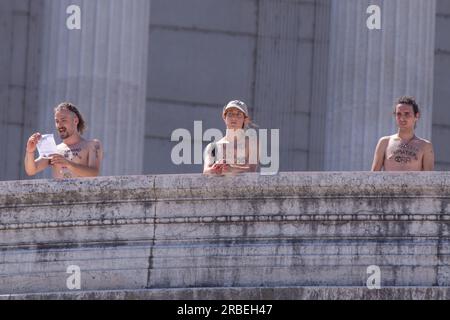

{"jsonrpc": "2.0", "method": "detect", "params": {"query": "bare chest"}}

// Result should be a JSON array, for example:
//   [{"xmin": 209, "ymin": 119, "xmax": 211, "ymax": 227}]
[
  {"xmin": 215, "ymin": 141, "xmax": 249, "ymax": 164},
  {"xmin": 57, "ymin": 145, "xmax": 89, "ymax": 165},
  {"xmin": 385, "ymin": 140, "xmax": 424, "ymax": 169}
]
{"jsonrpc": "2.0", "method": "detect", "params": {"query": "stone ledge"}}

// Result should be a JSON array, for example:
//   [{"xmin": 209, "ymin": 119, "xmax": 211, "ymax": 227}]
[
  {"xmin": 2, "ymin": 286, "xmax": 450, "ymax": 300},
  {"xmin": 1, "ymin": 172, "xmax": 450, "ymax": 298}
]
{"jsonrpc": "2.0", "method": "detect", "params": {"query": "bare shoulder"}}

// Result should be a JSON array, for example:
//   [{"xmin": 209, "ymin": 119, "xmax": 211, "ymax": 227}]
[
  {"xmin": 88, "ymin": 139, "xmax": 102, "ymax": 149},
  {"xmin": 216, "ymin": 137, "xmax": 227, "ymax": 144},
  {"xmin": 378, "ymin": 135, "xmax": 391, "ymax": 146},
  {"xmin": 417, "ymin": 137, "xmax": 432, "ymax": 144},
  {"xmin": 416, "ymin": 137, "xmax": 433, "ymax": 150}
]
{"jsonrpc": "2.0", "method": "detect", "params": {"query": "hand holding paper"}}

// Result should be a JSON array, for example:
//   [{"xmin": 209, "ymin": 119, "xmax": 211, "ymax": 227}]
[{"xmin": 36, "ymin": 134, "xmax": 58, "ymax": 159}]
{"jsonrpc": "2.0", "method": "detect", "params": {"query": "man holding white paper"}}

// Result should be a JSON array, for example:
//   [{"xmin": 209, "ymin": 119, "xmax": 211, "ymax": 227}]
[
  {"xmin": 36, "ymin": 134, "xmax": 58, "ymax": 158},
  {"xmin": 24, "ymin": 102, "xmax": 103, "ymax": 179}
]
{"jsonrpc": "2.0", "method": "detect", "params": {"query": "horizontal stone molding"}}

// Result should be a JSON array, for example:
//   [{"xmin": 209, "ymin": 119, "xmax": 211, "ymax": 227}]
[{"xmin": 3, "ymin": 286, "xmax": 450, "ymax": 300}]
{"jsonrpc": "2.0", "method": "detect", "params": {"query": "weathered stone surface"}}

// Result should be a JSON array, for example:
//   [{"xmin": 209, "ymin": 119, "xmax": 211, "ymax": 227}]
[
  {"xmin": 1, "ymin": 172, "xmax": 450, "ymax": 299},
  {"xmin": 433, "ymin": 0, "xmax": 450, "ymax": 171},
  {"xmin": 3, "ymin": 287, "xmax": 450, "ymax": 300}
]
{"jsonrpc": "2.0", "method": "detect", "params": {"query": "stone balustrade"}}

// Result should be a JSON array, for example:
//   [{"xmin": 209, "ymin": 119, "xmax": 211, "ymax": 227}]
[{"xmin": 1, "ymin": 172, "xmax": 450, "ymax": 299}]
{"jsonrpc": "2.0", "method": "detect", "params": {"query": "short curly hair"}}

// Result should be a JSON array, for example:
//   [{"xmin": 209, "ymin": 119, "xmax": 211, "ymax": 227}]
[{"xmin": 393, "ymin": 96, "xmax": 420, "ymax": 116}]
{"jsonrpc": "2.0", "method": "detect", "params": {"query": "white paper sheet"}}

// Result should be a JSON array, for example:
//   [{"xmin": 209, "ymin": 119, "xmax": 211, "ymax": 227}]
[{"xmin": 36, "ymin": 134, "xmax": 58, "ymax": 158}]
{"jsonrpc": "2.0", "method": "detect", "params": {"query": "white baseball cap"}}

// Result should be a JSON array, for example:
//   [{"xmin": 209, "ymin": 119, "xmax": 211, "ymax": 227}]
[{"xmin": 223, "ymin": 100, "xmax": 249, "ymax": 117}]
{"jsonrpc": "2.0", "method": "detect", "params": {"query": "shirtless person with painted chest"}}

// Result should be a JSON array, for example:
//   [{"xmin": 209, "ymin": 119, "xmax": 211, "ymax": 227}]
[
  {"xmin": 203, "ymin": 100, "xmax": 258, "ymax": 175},
  {"xmin": 371, "ymin": 96, "xmax": 434, "ymax": 171},
  {"xmin": 24, "ymin": 102, "xmax": 103, "ymax": 179}
]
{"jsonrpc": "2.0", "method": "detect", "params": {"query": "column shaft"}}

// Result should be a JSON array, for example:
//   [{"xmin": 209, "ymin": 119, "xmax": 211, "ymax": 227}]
[
  {"xmin": 324, "ymin": 0, "xmax": 436, "ymax": 170},
  {"xmin": 38, "ymin": 0, "xmax": 150, "ymax": 176}
]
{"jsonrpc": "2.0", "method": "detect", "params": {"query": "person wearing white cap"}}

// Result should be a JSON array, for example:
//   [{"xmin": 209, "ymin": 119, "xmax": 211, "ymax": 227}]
[{"xmin": 203, "ymin": 100, "xmax": 258, "ymax": 175}]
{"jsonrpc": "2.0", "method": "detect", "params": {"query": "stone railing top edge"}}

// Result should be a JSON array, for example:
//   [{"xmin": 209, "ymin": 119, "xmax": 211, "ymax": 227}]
[{"xmin": 0, "ymin": 172, "xmax": 449, "ymax": 207}]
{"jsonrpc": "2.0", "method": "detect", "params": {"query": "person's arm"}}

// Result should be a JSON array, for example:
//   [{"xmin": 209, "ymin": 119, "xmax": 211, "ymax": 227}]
[
  {"xmin": 225, "ymin": 164, "xmax": 257, "ymax": 173},
  {"xmin": 87, "ymin": 139, "xmax": 103, "ymax": 176},
  {"xmin": 203, "ymin": 143, "xmax": 223, "ymax": 175},
  {"xmin": 50, "ymin": 140, "xmax": 103, "ymax": 177},
  {"xmin": 422, "ymin": 142, "xmax": 434, "ymax": 171},
  {"xmin": 24, "ymin": 132, "xmax": 50, "ymax": 176},
  {"xmin": 371, "ymin": 137, "xmax": 388, "ymax": 171},
  {"xmin": 25, "ymin": 154, "xmax": 50, "ymax": 176}
]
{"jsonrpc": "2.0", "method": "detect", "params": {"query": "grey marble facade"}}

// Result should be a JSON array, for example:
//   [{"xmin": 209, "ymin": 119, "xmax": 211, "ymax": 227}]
[
  {"xmin": 0, "ymin": 0, "xmax": 449, "ymax": 180},
  {"xmin": 324, "ymin": 0, "xmax": 436, "ymax": 171},
  {"xmin": 37, "ymin": 0, "xmax": 150, "ymax": 176}
]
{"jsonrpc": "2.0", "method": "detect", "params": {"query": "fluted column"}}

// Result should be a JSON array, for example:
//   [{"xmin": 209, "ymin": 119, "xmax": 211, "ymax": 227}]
[
  {"xmin": 37, "ymin": 0, "xmax": 150, "ymax": 176},
  {"xmin": 324, "ymin": 0, "xmax": 436, "ymax": 171},
  {"xmin": 308, "ymin": 0, "xmax": 331, "ymax": 170}
]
